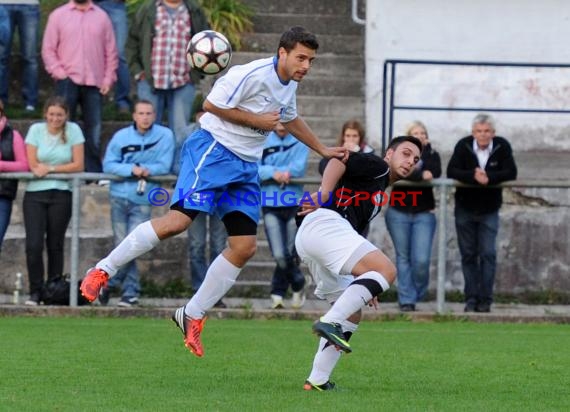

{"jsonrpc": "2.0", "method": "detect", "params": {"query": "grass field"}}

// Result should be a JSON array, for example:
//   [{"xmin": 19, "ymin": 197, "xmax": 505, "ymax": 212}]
[{"xmin": 1, "ymin": 317, "xmax": 569, "ymax": 412}]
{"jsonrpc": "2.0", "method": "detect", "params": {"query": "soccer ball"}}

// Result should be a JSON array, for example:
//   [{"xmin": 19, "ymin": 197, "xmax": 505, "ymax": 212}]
[{"xmin": 186, "ymin": 30, "xmax": 232, "ymax": 75}]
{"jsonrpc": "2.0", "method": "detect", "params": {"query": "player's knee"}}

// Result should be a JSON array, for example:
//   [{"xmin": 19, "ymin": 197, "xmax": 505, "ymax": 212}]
[
  {"xmin": 228, "ymin": 238, "xmax": 257, "ymax": 261},
  {"xmin": 153, "ymin": 211, "xmax": 191, "ymax": 238},
  {"xmin": 383, "ymin": 261, "xmax": 397, "ymax": 284}
]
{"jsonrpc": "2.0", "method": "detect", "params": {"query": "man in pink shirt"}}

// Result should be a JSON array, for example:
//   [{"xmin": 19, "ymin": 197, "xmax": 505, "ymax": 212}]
[{"xmin": 42, "ymin": 0, "xmax": 118, "ymax": 173}]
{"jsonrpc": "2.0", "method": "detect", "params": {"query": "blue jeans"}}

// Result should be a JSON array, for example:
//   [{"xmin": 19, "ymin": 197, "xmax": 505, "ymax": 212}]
[
  {"xmin": 108, "ymin": 197, "xmax": 151, "ymax": 298},
  {"xmin": 0, "ymin": 4, "xmax": 39, "ymax": 107},
  {"xmin": 55, "ymin": 79, "xmax": 103, "ymax": 172},
  {"xmin": 137, "ymin": 80, "xmax": 195, "ymax": 140},
  {"xmin": 385, "ymin": 207, "xmax": 436, "ymax": 305},
  {"xmin": 454, "ymin": 206, "xmax": 499, "ymax": 305},
  {"xmin": 187, "ymin": 213, "xmax": 227, "ymax": 291},
  {"xmin": 0, "ymin": 196, "xmax": 12, "ymax": 252},
  {"xmin": 96, "ymin": 0, "xmax": 130, "ymax": 109},
  {"xmin": 262, "ymin": 206, "xmax": 305, "ymax": 296}
]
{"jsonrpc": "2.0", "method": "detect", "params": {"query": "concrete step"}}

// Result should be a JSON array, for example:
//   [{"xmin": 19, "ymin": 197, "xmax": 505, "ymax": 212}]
[
  {"xmin": 241, "ymin": 33, "xmax": 364, "ymax": 55},
  {"xmin": 244, "ymin": 0, "xmax": 357, "ymax": 15},
  {"xmin": 230, "ymin": 52, "xmax": 364, "ymax": 77},
  {"xmin": 297, "ymin": 95, "xmax": 365, "ymax": 118},
  {"xmin": 250, "ymin": 14, "xmax": 364, "ymax": 36},
  {"xmin": 296, "ymin": 77, "xmax": 363, "ymax": 97}
]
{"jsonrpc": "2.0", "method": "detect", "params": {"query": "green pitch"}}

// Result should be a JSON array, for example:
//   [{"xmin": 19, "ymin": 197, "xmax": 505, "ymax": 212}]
[{"xmin": 1, "ymin": 317, "xmax": 569, "ymax": 411}]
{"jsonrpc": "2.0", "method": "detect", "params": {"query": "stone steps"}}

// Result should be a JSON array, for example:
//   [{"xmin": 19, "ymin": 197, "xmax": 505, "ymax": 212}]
[
  {"xmin": 241, "ymin": 33, "xmax": 364, "ymax": 56},
  {"xmin": 244, "ymin": 0, "xmax": 356, "ymax": 15},
  {"xmin": 250, "ymin": 14, "xmax": 364, "ymax": 36},
  {"xmin": 230, "ymin": 52, "xmax": 364, "ymax": 77}
]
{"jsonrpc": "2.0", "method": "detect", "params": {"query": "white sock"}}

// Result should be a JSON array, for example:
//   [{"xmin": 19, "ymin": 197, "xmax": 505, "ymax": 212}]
[
  {"xmin": 307, "ymin": 338, "xmax": 341, "ymax": 385},
  {"xmin": 307, "ymin": 320, "xmax": 359, "ymax": 385},
  {"xmin": 97, "ymin": 221, "xmax": 159, "ymax": 277},
  {"xmin": 185, "ymin": 254, "xmax": 241, "ymax": 318},
  {"xmin": 321, "ymin": 271, "xmax": 389, "ymax": 324}
]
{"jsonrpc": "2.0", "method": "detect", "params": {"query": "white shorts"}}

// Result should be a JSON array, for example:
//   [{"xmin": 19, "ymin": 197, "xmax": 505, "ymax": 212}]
[{"xmin": 295, "ymin": 208, "xmax": 377, "ymax": 302}]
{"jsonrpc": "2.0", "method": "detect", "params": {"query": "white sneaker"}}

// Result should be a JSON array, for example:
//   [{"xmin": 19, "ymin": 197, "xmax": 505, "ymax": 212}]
[
  {"xmin": 270, "ymin": 294, "xmax": 284, "ymax": 309},
  {"xmin": 291, "ymin": 291, "xmax": 306, "ymax": 309}
]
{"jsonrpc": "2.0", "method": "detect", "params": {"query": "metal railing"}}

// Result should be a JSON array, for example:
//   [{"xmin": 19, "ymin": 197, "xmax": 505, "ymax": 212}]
[
  {"xmin": 381, "ymin": 59, "xmax": 570, "ymax": 152},
  {"xmin": 0, "ymin": 172, "xmax": 176, "ymax": 307},
  {"xmin": 351, "ymin": 0, "xmax": 365, "ymax": 25},
  {"xmin": 2, "ymin": 172, "xmax": 569, "ymax": 312}
]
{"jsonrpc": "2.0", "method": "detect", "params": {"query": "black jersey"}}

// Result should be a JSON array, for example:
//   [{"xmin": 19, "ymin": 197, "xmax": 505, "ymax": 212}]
[{"xmin": 321, "ymin": 152, "xmax": 390, "ymax": 234}]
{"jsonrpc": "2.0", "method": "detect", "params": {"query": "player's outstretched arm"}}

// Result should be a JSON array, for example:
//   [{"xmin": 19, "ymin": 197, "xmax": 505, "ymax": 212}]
[
  {"xmin": 298, "ymin": 158, "xmax": 346, "ymax": 216},
  {"xmin": 283, "ymin": 117, "xmax": 348, "ymax": 161},
  {"xmin": 203, "ymin": 99, "xmax": 280, "ymax": 130}
]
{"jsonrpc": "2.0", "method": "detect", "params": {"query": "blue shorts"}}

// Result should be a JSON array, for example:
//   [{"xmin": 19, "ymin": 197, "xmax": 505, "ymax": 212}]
[{"xmin": 171, "ymin": 129, "xmax": 261, "ymax": 223}]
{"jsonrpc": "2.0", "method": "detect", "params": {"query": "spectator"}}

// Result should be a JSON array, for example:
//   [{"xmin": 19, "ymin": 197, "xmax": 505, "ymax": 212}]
[
  {"xmin": 0, "ymin": 98, "xmax": 29, "ymax": 252},
  {"xmin": 0, "ymin": 0, "xmax": 39, "ymax": 111},
  {"xmin": 337, "ymin": 119, "xmax": 374, "ymax": 154},
  {"xmin": 94, "ymin": 0, "xmax": 131, "ymax": 113},
  {"xmin": 99, "ymin": 99, "xmax": 174, "ymax": 307},
  {"xmin": 385, "ymin": 121, "xmax": 441, "ymax": 312},
  {"xmin": 0, "ymin": 6, "xmax": 9, "ymax": 48},
  {"xmin": 23, "ymin": 96, "xmax": 85, "ymax": 305},
  {"xmin": 447, "ymin": 114, "xmax": 517, "ymax": 313},
  {"xmin": 41, "ymin": 0, "xmax": 118, "ymax": 173},
  {"xmin": 126, "ymin": 0, "xmax": 209, "ymax": 141},
  {"xmin": 259, "ymin": 122, "xmax": 309, "ymax": 309}
]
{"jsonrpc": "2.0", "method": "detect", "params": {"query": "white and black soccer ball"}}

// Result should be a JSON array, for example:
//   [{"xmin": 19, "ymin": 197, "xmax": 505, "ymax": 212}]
[{"xmin": 186, "ymin": 30, "xmax": 232, "ymax": 75}]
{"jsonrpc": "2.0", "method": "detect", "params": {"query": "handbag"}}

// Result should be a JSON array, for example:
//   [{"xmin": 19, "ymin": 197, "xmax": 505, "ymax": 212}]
[{"xmin": 41, "ymin": 274, "xmax": 89, "ymax": 305}]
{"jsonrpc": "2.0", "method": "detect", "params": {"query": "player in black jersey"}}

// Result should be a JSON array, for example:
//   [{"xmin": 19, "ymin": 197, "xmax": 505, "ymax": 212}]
[{"xmin": 297, "ymin": 135, "xmax": 422, "ymax": 391}]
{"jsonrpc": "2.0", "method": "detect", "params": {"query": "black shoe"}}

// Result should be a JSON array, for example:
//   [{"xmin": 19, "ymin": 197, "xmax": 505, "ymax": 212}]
[
  {"xmin": 98, "ymin": 286, "xmax": 110, "ymax": 306},
  {"xmin": 312, "ymin": 318, "xmax": 352, "ymax": 353},
  {"xmin": 213, "ymin": 299, "xmax": 227, "ymax": 308},
  {"xmin": 475, "ymin": 302, "xmax": 491, "ymax": 313},
  {"xmin": 399, "ymin": 304, "xmax": 416, "ymax": 312},
  {"xmin": 303, "ymin": 380, "xmax": 336, "ymax": 391},
  {"xmin": 464, "ymin": 302, "xmax": 477, "ymax": 312}
]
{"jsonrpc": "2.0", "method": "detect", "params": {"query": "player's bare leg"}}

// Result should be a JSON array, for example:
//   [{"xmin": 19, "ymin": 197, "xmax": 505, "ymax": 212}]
[
  {"xmin": 81, "ymin": 210, "xmax": 191, "ymax": 302},
  {"xmin": 173, "ymin": 234, "xmax": 257, "ymax": 356}
]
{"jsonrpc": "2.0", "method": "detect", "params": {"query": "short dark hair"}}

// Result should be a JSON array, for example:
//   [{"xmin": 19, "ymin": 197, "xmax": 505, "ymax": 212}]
[
  {"xmin": 387, "ymin": 135, "xmax": 423, "ymax": 154},
  {"xmin": 277, "ymin": 26, "xmax": 319, "ymax": 54},
  {"xmin": 133, "ymin": 99, "xmax": 154, "ymax": 112}
]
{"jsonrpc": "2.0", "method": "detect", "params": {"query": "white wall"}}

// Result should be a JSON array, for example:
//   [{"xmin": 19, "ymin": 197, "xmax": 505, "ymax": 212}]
[{"xmin": 365, "ymin": 0, "xmax": 570, "ymax": 152}]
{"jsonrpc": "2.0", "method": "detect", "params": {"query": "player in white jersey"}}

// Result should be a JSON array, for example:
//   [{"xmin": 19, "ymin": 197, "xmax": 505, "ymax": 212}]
[{"xmin": 80, "ymin": 26, "xmax": 347, "ymax": 357}]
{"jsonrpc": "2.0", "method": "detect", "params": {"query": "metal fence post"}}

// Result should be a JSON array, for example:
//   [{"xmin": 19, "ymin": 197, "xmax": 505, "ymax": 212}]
[
  {"xmin": 69, "ymin": 176, "xmax": 81, "ymax": 307},
  {"xmin": 436, "ymin": 180, "xmax": 449, "ymax": 313}
]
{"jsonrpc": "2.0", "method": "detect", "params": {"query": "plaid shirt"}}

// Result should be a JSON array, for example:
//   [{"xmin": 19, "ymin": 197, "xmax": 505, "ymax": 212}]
[{"xmin": 151, "ymin": 0, "xmax": 191, "ymax": 90}]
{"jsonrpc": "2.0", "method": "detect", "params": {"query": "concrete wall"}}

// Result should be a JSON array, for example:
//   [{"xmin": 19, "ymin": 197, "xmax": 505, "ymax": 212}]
[
  {"xmin": 365, "ymin": 0, "xmax": 570, "ymax": 152},
  {"xmin": 369, "ymin": 187, "xmax": 570, "ymax": 295}
]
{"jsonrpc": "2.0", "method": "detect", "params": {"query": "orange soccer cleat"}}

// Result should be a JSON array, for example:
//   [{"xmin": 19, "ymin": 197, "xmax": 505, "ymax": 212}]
[
  {"xmin": 172, "ymin": 306, "xmax": 207, "ymax": 357},
  {"xmin": 80, "ymin": 267, "xmax": 109, "ymax": 302}
]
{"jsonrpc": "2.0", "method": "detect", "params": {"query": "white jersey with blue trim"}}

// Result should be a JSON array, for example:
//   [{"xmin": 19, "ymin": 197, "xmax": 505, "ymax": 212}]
[{"xmin": 199, "ymin": 56, "xmax": 298, "ymax": 162}]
